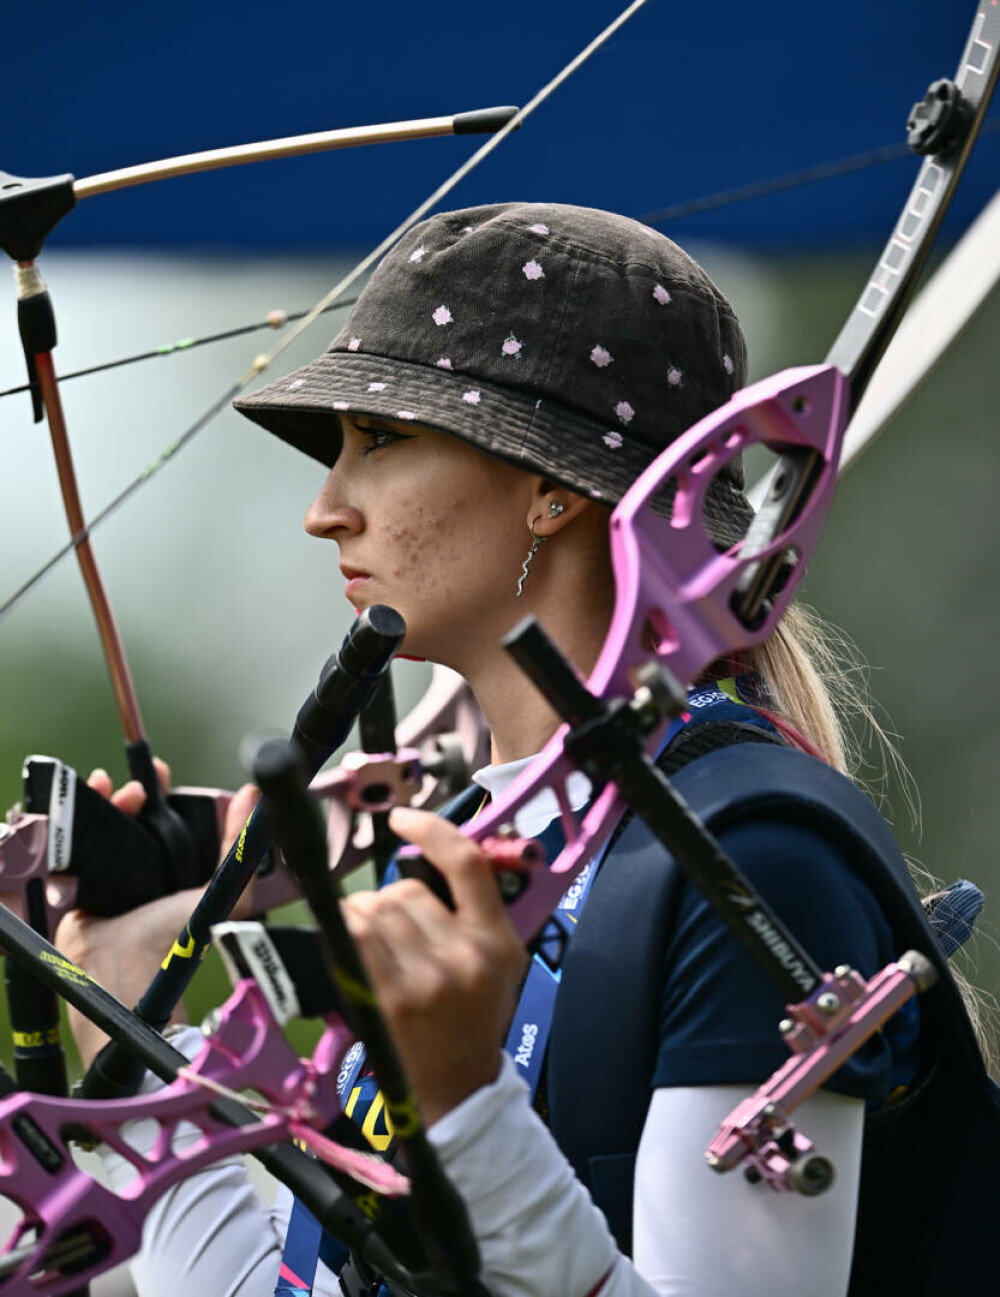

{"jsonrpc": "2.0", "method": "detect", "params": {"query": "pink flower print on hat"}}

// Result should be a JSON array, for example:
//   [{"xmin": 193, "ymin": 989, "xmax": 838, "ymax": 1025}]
[
  {"xmin": 409, "ymin": 247, "xmax": 427, "ymax": 262},
  {"xmin": 436, "ymin": 358, "xmax": 453, "ymax": 369},
  {"xmin": 433, "ymin": 305, "xmax": 453, "ymax": 327},
  {"xmin": 666, "ymin": 367, "xmax": 683, "ymax": 387},
  {"xmin": 287, "ymin": 378, "xmax": 305, "ymax": 390},
  {"xmin": 522, "ymin": 259, "xmax": 544, "ymax": 281},
  {"xmin": 368, "ymin": 382, "xmax": 387, "ymax": 392},
  {"xmin": 463, "ymin": 390, "xmax": 481, "ymax": 405},
  {"xmin": 347, "ymin": 337, "xmax": 362, "ymax": 351},
  {"xmin": 603, "ymin": 431, "xmax": 623, "ymax": 450},
  {"xmin": 396, "ymin": 410, "xmax": 416, "ymax": 420},
  {"xmin": 722, "ymin": 353, "xmax": 735, "ymax": 375},
  {"xmin": 615, "ymin": 400, "xmax": 635, "ymax": 425},
  {"xmin": 333, "ymin": 401, "xmax": 349, "ymax": 410},
  {"xmin": 590, "ymin": 344, "xmax": 613, "ymax": 369},
  {"xmin": 528, "ymin": 223, "xmax": 550, "ymax": 235},
  {"xmin": 502, "ymin": 333, "xmax": 523, "ymax": 359},
  {"xmin": 652, "ymin": 284, "xmax": 672, "ymax": 305}
]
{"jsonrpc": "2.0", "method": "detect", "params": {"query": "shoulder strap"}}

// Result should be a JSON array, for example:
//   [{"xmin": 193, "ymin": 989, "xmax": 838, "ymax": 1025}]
[{"xmin": 546, "ymin": 721, "xmax": 782, "ymax": 1247}]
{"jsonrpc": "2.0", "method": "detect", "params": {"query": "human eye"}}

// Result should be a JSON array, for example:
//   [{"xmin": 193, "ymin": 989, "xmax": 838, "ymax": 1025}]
[{"xmin": 358, "ymin": 425, "xmax": 411, "ymax": 458}]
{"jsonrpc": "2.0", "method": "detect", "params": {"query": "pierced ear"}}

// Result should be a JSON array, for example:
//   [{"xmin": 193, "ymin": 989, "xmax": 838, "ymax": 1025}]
[{"xmin": 526, "ymin": 482, "xmax": 593, "ymax": 536}]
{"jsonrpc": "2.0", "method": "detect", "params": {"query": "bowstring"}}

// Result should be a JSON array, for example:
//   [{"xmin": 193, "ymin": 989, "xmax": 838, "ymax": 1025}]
[
  {"xmin": 0, "ymin": 0, "xmax": 650, "ymax": 625},
  {"xmin": 0, "ymin": 298, "xmax": 358, "ymax": 398}
]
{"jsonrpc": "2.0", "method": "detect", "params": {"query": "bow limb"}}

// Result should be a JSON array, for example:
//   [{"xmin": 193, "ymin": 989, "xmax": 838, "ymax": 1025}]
[
  {"xmin": 748, "ymin": 185, "xmax": 1000, "ymax": 507},
  {"xmin": 72, "ymin": 108, "xmax": 519, "ymax": 198},
  {"xmin": 839, "ymin": 184, "xmax": 1000, "ymax": 476}
]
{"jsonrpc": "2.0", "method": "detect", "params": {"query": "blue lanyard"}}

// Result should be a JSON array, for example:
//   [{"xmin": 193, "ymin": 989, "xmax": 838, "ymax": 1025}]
[
  {"xmin": 274, "ymin": 1198, "xmax": 324, "ymax": 1296},
  {"xmin": 501, "ymin": 676, "xmax": 777, "ymax": 1102},
  {"xmin": 501, "ymin": 708, "xmax": 693, "ymax": 1102}
]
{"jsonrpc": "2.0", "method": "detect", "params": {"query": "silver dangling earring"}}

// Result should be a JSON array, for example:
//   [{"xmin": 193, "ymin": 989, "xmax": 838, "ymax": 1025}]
[{"xmin": 516, "ymin": 518, "xmax": 546, "ymax": 598}]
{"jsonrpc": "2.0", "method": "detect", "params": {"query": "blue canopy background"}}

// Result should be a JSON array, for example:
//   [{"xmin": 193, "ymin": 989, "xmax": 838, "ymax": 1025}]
[{"xmin": 3, "ymin": 0, "xmax": 996, "ymax": 249}]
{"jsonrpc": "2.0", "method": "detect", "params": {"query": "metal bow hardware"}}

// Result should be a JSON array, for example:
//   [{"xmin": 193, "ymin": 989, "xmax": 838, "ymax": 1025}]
[
  {"xmin": 0, "ymin": 977, "xmax": 360, "ymax": 1296},
  {"xmin": 0, "ymin": 761, "xmax": 487, "ymax": 1296}
]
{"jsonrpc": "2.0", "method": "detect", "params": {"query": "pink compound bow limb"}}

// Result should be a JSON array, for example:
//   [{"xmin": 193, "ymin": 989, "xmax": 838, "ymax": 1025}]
[{"xmin": 0, "ymin": 978, "xmax": 398, "ymax": 1296}]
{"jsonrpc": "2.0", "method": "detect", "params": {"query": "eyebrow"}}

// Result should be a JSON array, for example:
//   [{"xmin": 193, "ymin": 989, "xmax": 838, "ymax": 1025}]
[{"xmin": 353, "ymin": 416, "xmax": 404, "ymax": 434}]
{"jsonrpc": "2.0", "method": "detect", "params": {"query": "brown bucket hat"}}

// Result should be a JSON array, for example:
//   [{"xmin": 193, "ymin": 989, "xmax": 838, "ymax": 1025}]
[{"xmin": 234, "ymin": 202, "xmax": 752, "ymax": 542}]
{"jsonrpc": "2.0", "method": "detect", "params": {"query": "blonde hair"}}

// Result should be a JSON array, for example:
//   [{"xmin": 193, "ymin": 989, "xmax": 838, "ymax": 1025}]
[
  {"xmin": 745, "ymin": 601, "xmax": 886, "ymax": 780},
  {"xmin": 745, "ymin": 600, "xmax": 997, "ymax": 1073}
]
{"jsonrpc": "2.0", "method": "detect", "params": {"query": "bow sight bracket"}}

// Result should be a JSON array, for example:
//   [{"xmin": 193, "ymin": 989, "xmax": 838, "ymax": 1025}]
[
  {"xmin": 0, "ymin": 169, "xmax": 76, "ymax": 263},
  {"xmin": 907, "ymin": 78, "xmax": 973, "ymax": 156}
]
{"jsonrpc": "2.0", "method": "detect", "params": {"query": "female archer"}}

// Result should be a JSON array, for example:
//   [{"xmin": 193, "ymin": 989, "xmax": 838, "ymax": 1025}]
[{"xmin": 57, "ymin": 202, "xmax": 995, "ymax": 1296}]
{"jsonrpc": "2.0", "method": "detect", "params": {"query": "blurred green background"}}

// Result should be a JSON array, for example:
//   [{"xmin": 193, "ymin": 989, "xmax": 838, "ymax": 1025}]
[{"xmin": 1, "ymin": 244, "xmax": 998, "ymax": 1077}]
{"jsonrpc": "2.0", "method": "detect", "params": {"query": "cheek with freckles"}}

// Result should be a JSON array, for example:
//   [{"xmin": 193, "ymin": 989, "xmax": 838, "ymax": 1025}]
[{"xmin": 377, "ymin": 502, "xmax": 462, "ymax": 595}]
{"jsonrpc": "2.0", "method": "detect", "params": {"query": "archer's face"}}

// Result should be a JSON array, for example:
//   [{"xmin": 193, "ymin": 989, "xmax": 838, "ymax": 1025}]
[{"xmin": 304, "ymin": 415, "xmax": 537, "ymax": 667}]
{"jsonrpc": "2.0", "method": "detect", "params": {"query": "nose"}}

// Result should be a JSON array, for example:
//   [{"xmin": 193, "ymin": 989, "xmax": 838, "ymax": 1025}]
[{"xmin": 304, "ymin": 467, "xmax": 364, "ymax": 540}]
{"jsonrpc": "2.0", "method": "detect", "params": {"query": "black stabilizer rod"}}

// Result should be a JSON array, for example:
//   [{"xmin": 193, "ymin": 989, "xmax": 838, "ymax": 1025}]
[
  {"xmin": 80, "ymin": 605, "xmax": 405, "ymax": 1100},
  {"xmin": 504, "ymin": 616, "xmax": 825, "ymax": 1003},
  {"xmin": 254, "ymin": 738, "xmax": 486, "ymax": 1297}
]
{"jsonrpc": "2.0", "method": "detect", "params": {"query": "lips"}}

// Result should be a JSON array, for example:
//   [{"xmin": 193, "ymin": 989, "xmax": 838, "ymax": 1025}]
[{"xmin": 340, "ymin": 564, "xmax": 372, "ymax": 603}]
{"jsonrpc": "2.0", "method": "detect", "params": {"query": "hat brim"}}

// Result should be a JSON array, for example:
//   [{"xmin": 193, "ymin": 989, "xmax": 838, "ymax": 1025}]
[{"xmin": 234, "ymin": 351, "xmax": 754, "ymax": 545}]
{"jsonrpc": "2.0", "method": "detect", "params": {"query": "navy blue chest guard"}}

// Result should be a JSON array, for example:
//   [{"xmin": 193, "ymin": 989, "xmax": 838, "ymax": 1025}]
[{"xmin": 546, "ymin": 742, "xmax": 1000, "ymax": 1296}]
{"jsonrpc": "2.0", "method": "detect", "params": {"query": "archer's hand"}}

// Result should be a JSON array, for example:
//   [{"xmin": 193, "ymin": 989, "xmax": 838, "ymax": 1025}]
[
  {"xmin": 342, "ymin": 806, "xmax": 527, "ymax": 1127},
  {"xmin": 54, "ymin": 760, "xmax": 259, "ymax": 1069}
]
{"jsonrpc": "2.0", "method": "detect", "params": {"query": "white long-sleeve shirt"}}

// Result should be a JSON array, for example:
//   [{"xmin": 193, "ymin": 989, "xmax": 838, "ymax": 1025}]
[{"xmin": 112, "ymin": 1034, "xmax": 862, "ymax": 1297}]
